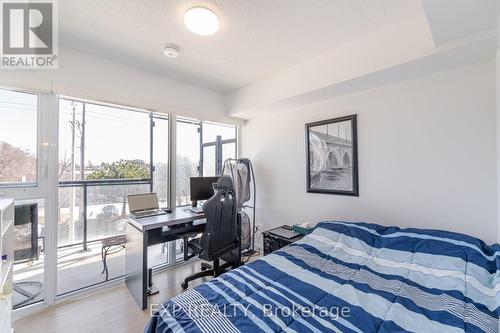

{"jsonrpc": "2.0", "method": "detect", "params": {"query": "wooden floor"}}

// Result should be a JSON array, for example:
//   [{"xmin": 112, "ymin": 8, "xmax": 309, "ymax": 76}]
[{"xmin": 13, "ymin": 261, "xmax": 211, "ymax": 333}]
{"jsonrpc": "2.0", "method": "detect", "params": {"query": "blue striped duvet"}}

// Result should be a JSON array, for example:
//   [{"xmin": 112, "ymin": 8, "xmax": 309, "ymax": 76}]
[{"xmin": 145, "ymin": 221, "xmax": 500, "ymax": 333}]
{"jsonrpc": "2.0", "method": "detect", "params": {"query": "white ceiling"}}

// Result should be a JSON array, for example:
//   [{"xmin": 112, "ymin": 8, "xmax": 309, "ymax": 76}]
[
  {"xmin": 59, "ymin": 0, "xmax": 423, "ymax": 93},
  {"xmin": 422, "ymin": 0, "xmax": 500, "ymax": 45}
]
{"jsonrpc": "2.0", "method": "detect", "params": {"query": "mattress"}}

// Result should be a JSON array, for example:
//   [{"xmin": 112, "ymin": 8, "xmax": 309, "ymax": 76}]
[{"xmin": 145, "ymin": 221, "xmax": 500, "ymax": 333}]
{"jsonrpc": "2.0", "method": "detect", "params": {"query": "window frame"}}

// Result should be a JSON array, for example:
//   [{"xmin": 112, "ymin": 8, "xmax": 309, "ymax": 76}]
[
  {"xmin": 175, "ymin": 116, "xmax": 201, "ymax": 206},
  {"xmin": 151, "ymin": 113, "xmax": 170, "ymax": 207},
  {"xmin": 58, "ymin": 96, "xmax": 155, "ymax": 183},
  {"xmin": 57, "ymin": 96, "xmax": 171, "ymax": 251},
  {"xmin": 0, "ymin": 88, "xmax": 59, "ymax": 318},
  {"xmin": 175, "ymin": 118, "xmax": 238, "ymax": 206},
  {"xmin": 0, "ymin": 87, "xmax": 41, "ymax": 188},
  {"xmin": 200, "ymin": 121, "xmax": 237, "ymax": 176},
  {"xmin": 0, "ymin": 87, "xmax": 239, "ymax": 318}
]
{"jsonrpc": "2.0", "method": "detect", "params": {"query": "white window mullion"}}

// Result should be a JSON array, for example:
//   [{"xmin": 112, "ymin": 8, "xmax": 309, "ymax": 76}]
[
  {"xmin": 40, "ymin": 92, "xmax": 59, "ymax": 306},
  {"xmin": 167, "ymin": 114, "xmax": 177, "ymax": 265}
]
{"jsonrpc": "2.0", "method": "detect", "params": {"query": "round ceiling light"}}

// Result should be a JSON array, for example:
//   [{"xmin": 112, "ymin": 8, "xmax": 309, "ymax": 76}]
[{"xmin": 184, "ymin": 6, "xmax": 219, "ymax": 36}]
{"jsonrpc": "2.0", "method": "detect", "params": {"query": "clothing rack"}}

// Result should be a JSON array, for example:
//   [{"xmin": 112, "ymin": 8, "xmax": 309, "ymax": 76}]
[{"xmin": 222, "ymin": 158, "xmax": 257, "ymax": 253}]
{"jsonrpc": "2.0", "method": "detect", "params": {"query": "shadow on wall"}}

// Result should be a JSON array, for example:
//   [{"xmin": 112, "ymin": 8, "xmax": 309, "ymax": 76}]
[{"xmin": 250, "ymin": 157, "xmax": 275, "ymax": 226}]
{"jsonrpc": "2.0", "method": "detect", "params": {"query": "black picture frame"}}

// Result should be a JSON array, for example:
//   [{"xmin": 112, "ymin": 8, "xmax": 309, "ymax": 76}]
[{"xmin": 305, "ymin": 114, "xmax": 358, "ymax": 196}]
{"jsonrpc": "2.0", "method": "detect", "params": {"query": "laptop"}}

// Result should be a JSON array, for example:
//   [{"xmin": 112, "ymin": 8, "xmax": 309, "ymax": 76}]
[{"xmin": 128, "ymin": 193, "xmax": 165, "ymax": 219}]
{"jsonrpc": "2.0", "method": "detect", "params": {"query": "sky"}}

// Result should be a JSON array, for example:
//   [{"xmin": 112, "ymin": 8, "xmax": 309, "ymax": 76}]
[
  {"xmin": 59, "ymin": 99, "xmax": 151, "ymax": 164},
  {"xmin": 0, "ymin": 89, "xmax": 38, "ymax": 154}
]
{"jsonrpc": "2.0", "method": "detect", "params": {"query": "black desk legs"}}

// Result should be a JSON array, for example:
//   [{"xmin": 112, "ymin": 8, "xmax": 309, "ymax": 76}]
[
  {"xmin": 125, "ymin": 218, "xmax": 207, "ymax": 309},
  {"xmin": 148, "ymin": 268, "xmax": 159, "ymax": 295}
]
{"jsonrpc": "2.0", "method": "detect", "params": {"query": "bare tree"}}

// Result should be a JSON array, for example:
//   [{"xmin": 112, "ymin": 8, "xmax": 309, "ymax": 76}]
[
  {"xmin": 58, "ymin": 151, "xmax": 72, "ymax": 179},
  {"xmin": 0, "ymin": 142, "xmax": 36, "ymax": 183}
]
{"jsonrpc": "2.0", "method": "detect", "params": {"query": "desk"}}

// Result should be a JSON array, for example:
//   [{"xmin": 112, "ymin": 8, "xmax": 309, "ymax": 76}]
[{"xmin": 125, "ymin": 208, "xmax": 206, "ymax": 309}]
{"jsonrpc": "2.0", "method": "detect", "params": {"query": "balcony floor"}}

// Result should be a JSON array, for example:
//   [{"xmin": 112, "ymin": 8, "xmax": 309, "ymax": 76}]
[{"xmin": 13, "ymin": 241, "xmax": 171, "ymax": 308}]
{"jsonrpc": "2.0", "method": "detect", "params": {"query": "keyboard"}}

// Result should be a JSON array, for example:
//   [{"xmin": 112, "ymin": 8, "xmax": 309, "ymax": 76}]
[{"xmin": 188, "ymin": 207, "xmax": 204, "ymax": 214}]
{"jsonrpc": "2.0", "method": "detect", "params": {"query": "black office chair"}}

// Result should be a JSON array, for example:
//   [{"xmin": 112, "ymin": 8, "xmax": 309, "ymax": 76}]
[{"xmin": 181, "ymin": 175, "xmax": 241, "ymax": 289}]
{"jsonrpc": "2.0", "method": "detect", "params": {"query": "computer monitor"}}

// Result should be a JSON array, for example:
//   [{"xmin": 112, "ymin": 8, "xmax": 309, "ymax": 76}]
[
  {"xmin": 127, "ymin": 193, "xmax": 159, "ymax": 213},
  {"xmin": 190, "ymin": 177, "xmax": 219, "ymax": 206}
]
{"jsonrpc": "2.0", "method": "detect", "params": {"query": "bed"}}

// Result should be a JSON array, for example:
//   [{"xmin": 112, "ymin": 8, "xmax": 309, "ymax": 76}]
[{"xmin": 145, "ymin": 221, "xmax": 499, "ymax": 333}]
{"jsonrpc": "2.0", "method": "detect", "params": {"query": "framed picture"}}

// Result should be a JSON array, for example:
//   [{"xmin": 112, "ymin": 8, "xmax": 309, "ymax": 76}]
[{"xmin": 305, "ymin": 114, "xmax": 358, "ymax": 196}]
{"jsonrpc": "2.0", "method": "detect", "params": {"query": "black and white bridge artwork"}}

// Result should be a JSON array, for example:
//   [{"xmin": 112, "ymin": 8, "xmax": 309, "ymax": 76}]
[{"xmin": 306, "ymin": 115, "xmax": 358, "ymax": 196}]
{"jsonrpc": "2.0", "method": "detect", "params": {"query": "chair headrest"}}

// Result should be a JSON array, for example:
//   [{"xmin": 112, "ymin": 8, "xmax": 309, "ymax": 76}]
[{"xmin": 215, "ymin": 175, "xmax": 234, "ymax": 192}]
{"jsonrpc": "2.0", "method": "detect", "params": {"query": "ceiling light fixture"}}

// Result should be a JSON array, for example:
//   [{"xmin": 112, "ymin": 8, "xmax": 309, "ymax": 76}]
[
  {"xmin": 184, "ymin": 6, "xmax": 219, "ymax": 36},
  {"xmin": 163, "ymin": 45, "xmax": 179, "ymax": 58}
]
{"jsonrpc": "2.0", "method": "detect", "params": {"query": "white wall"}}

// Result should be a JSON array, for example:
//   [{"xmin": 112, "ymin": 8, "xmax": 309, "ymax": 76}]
[
  {"xmin": 496, "ymin": 14, "xmax": 500, "ymax": 243},
  {"xmin": 228, "ymin": 12, "xmax": 435, "ymax": 118},
  {"xmin": 0, "ymin": 46, "xmax": 242, "ymax": 125},
  {"xmin": 242, "ymin": 61, "xmax": 498, "ymax": 244}
]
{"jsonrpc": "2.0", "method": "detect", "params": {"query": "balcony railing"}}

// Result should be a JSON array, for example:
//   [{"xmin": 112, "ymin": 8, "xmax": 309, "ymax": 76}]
[{"xmin": 58, "ymin": 178, "xmax": 152, "ymax": 251}]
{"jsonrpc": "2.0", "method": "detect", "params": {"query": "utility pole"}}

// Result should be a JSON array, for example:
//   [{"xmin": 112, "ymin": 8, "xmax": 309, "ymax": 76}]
[
  {"xmin": 69, "ymin": 103, "xmax": 76, "ymax": 244},
  {"xmin": 80, "ymin": 103, "xmax": 87, "ymax": 251}
]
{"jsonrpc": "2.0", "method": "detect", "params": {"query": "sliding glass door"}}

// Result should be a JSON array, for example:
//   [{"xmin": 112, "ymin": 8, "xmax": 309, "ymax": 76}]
[
  {"xmin": 0, "ymin": 89, "xmax": 44, "ymax": 309},
  {"xmin": 0, "ymin": 88, "xmax": 58, "ymax": 310}
]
